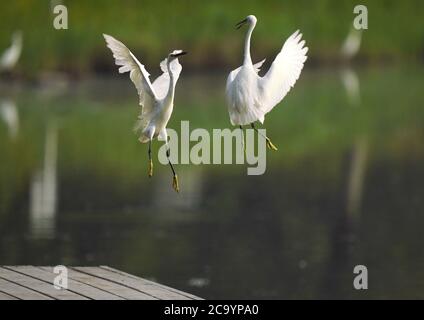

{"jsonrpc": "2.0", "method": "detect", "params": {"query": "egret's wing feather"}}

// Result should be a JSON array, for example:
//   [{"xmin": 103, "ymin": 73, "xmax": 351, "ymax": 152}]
[
  {"xmin": 253, "ymin": 59, "xmax": 266, "ymax": 73},
  {"xmin": 103, "ymin": 34, "xmax": 157, "ymax": 108},
  {"xmin": 159, "ymin": 57, "xmax": 182, "ymax": 75},
  {"xmin": 258, "ymin": 30, "xmax": 308, "ymax": 113},
  {"xmin": 152, "ymin": 57, "xmax": 182, "ymax": 100}
]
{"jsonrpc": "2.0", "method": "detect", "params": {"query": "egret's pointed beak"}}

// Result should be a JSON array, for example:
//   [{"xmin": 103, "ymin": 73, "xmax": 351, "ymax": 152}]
[
  {"xmin": 174, "ymin": 51, "xmax": 188, "ymax": 57},
  {"xmin": 236, "ymin": 18, "xmax": 248, "ymax": 29}
]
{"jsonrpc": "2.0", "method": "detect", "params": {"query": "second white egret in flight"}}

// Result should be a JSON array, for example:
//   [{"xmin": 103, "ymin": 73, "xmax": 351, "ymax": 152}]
[
  {"xmin": 226, "ymin": 15, "xmax": 308, "ymax": 150},
  {"xmin": 104, "ymin": 34, "xmax": 187, "ymax": 192}
]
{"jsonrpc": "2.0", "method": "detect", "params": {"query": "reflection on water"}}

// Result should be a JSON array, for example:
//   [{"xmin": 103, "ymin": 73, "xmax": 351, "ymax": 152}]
[
  {"xmin": 0, "ymin": 65, "xmax": 424, "ymax": 299},
  {"xmin": 341, "ymin": 68, "xmax": 361, "ymax": 107},
  {"xmin": 341, "ymin": 61, "xmax": 366, "ymax": 219},
  {"xmin": 29, "ymin": 121, "xmax": 58, "ymax": 239},
  {"xmin": 153, "ymin": 168, "xmax": 203, "ymax": 210},
  {"xmin": 346, "ymin": 137, "xmax": 368, "ymax": 219}
]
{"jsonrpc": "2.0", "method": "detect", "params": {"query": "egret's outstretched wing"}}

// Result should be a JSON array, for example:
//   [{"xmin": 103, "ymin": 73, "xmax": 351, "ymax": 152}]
[
  {"xmin": 258, "ymin": 30, "xmax": 308, "ymax": 113},
  {"xmin": 103, "ymin": 34, "xmax": 157, "ymax": 108},
  {"xmin": 151, "ymin": 57, "xmax": 183, "ymax": 100}
]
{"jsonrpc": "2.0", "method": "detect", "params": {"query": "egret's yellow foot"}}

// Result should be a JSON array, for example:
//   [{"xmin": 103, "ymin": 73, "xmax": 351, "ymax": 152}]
[
  {"xmin": 172, "ymin": 175, "xmax": 180, "ymax": 193},
  {"xmin": 148, "ymin": 159, "xmax": 153, "ymax": 177},
  {"xmin": 266, "ymin": 138, "xmax": 278, "ymax": 151}
]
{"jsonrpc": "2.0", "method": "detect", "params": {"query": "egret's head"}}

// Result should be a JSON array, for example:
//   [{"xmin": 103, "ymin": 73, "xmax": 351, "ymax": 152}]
[
  {"xmin": 168, "ymin": 50, "xmax": 188, "ymax": 60},
  {"xmin": 236, "ymin": 15, "xmax": 257, "ymax": 29}
]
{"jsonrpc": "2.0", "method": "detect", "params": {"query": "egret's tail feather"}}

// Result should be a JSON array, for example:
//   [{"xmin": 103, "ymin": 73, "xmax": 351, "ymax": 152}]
[{"xmin": 133, "ymin": 118, "xmax": 143, "ymax": 133}]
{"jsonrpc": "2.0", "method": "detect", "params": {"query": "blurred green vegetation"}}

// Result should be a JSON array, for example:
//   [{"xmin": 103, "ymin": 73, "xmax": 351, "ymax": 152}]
[{"xmin": 0, "ymin": 0, "xmax": 423, "ymax": 76}]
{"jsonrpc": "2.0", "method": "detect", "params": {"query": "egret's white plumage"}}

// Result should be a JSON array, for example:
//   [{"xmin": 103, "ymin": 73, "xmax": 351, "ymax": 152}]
[
  {"xmin": 0, "ymin": 31, "xmax": 23, "ymax": 72},
  {"xmin": 103, "ymin": 34, "xmax": 186, "ymax": 192},
  {"xmin": 226, "ymin": 15, "xmax": 308, "ymax": 127}
]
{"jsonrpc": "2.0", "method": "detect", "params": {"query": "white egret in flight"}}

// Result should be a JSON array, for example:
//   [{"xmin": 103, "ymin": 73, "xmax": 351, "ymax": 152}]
[
  {"xmin": 0, "ymin": 31, "xmax": 23, "ymax": 72},
  {"xmin": 226, "ymin": 15, "xmax": 308, "ymax": 150},
  {"xmin": 103, "ymin": 34, "xmax": 187, "ymax": 192}
]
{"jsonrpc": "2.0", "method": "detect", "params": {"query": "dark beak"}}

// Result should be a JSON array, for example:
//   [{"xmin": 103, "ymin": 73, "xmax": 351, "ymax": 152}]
[
  {"xmin": 236, "ymin": 18, "xmax": 248, "ymax": 29},
  {"xmin": 174, "ymin": 51, "xmax": 188, "ymax": 57}
]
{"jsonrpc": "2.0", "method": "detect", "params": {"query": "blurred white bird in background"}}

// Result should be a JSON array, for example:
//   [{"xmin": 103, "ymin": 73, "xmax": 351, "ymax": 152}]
[
  {"xmin": 226, "ymin": 15, "xmax": 308, "ymax": 151},
  {"xmin": 340, "ymin": 27, "xmax": 363, "ymax": 106},
  {"xmin": 104, "ymin": 34, "xmax": 187, "ymax": 192},
  {"xmin": 340, "ymin": 28, "xmax": 362, "ymax": 61},
  {"xmin": 0, "ymin": 99, "xmax": 19, "ymax": 139},
  {"xmin": 0, "ymin": 31, "xmax": 23, "ymax": 72}
]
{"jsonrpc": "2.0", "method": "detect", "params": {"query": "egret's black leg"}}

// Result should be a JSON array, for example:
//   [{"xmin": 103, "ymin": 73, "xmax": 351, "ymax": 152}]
[
  {"xmin": 166, "ymin": 146, "xmax": 179, "ymax": 193},
  {"xmin": 250, "ymin": 123, "xmax": 278, "ymax": 151},
  {"xmin": 239, "ymin": 125, "xmax": 246, "ymax": 154},
  {"xmin": 148, "ymin": 140, "xmax": 153, "ymax": 177}
]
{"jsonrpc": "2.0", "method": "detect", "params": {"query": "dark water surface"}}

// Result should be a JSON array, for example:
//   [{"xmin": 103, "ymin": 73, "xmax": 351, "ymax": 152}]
[{"xmin": 1, "ymin": 65, "xmax": 424, "ymax": 299}]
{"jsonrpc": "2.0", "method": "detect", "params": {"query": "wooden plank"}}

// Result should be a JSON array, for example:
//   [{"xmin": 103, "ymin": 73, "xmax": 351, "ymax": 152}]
[
  {"xmin": 101, "ymin": 266, "xmax": 202, "ymax": 300},
  {"xmin": 74, "ymin": 266, "xmax": 192, "ymax": 300},
  {"xmin": 0, "ymin": 278, "xmax": 53, "ymax": 300},
  {"xmin": 0, "ymin": 267, "xmax": 88, "ymax": 300},
  {"xmin": 40, "ymin": 267, "xmax": 157, "ymax": 300},
  {"xmin": 4, "ymin": 266, "xmax": 124, "ymax": 300},
  {"xmin": 0, "ymin": 291, "xmax": 18, "ymax": 300}
]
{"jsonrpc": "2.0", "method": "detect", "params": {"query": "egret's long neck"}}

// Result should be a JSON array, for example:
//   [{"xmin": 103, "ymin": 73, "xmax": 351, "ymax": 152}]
[
  {"xmin": 243, "ymin": 22, "xmax": 256, "ymax": 65},
  {"xmin": 165, "ymin": 59, "xmax": 176, "ymax": 104}
]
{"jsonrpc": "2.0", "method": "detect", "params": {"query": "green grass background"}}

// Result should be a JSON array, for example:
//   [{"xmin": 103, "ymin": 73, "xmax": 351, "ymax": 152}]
[{"xmin": 0, "ymin": 0, "xmax": 423, "ymax": 75}]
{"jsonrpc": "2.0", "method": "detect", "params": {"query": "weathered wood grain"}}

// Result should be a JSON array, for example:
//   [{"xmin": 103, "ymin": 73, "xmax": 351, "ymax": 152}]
[
  {"xmin": 0, "ymin": 278, "xmax": 53, "ymax": 300},
  {"xmin": 74, "ymin": 266, "xmax": 192, "ymax": 300},
  {"xmin": 3, "ymin": 266, "xmax": 123, "ymax": 300},
  {"xmin": 0, "ymin": 267, "xmax": 88, "ymax": 300},
  {"xmin": 101, "ymin": 266, "xmax": 202, "ymax": 300},
  {"xmin": 0, "ymin": 266, "xmax": 202, "ymax": 300},
  {"xmin": 40, "ymin": 266, "xmax": 157, "ymax": 300},
  {"xmin": 0, "ymin": 290, "xmax": 19, "ymax": 300}
]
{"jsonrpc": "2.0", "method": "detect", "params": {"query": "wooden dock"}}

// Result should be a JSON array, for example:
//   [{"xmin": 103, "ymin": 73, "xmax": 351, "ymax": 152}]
[{"xmin": 0, "ymin": 266, "xmax": 202, "ymax": 300}]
